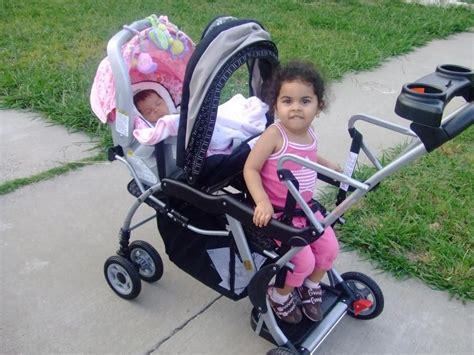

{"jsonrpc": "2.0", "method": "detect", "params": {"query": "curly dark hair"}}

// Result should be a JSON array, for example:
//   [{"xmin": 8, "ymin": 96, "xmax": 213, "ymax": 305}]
[{"xmin": 267, "ymin": 60, "xmax": 326, "ymax": 112}]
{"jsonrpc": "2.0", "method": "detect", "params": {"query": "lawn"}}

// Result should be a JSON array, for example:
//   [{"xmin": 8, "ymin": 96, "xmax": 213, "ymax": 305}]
[{"xmin": 1, "ymin": 0, "xmax": 473, "ymax": 299}]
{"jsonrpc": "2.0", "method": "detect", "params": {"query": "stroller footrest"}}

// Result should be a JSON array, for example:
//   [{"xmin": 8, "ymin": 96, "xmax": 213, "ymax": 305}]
[
  {"xmin": 298, "ymin": 301, "xmax": 348, "ymax": 353},
  {"xmin": 251, "ymin": 284, "xmax": 344, "ymax": 348}
]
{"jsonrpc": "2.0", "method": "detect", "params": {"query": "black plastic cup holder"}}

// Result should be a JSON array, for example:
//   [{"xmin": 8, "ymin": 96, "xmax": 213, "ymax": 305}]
[
  {"xmin": 396, "ymin": 82, "xmax": 446, "ymax": 127},
  {"xmin": 436, "ymin": 64, "xmax": 474, "ymax": 85},
  {"xmin": 437, "ymin": 64, "xmax": 472, "ymax": 74},
  {"xmin": 405, "ymin": 82, "xmax": 445, "ymax": 97},
  {"xmin": 395, "ymin": 64, "xmax": 473, "ymax": 127}
]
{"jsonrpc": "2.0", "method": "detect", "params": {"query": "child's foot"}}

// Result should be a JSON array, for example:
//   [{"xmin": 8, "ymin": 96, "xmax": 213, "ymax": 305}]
[
  {"xmin": 297, "ymin": 284, "xmax": 323, "ymax": 322},
  {"xmin": 267, "ymin": 288, "xmax": 302, "ymax": 324}
]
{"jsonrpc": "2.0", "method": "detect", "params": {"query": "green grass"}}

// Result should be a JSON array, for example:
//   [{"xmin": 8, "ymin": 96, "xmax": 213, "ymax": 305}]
[
  {"xmin": 0, "ymin": 153, "xmax": 106, "ymax": 195},
  {"xmin": 1, "ymin": 0, "xmax": 473, "ymax": 299},
  {"xmin": 1, "ymin": 0, "xmax": 472, "ymax": 141}
]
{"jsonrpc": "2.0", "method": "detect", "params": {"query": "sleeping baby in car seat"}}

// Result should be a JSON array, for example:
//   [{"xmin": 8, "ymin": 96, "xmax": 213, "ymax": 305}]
[{"xmin": 133, "ymin": 91, "xmax": 268, "ymax": 155}]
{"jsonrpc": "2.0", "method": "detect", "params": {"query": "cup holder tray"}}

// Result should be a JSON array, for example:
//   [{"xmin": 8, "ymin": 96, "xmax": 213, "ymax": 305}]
[{"xmin": 395, "ymin": 64, "xmax": 473, "ymax": 127}]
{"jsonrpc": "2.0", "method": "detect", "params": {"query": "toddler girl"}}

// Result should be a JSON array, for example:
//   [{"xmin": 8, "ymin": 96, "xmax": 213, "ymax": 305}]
[{"xmin": 244, "ymin": 60, "xmax": 340, "ymax": 324}]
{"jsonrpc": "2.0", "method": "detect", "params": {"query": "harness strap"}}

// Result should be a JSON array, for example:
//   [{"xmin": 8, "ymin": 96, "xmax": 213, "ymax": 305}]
[
  {"xmin": 276, "ymin": 168, "xmax": 327, "ymax": 225},
  {"xmin": 274, "ymin": 201, "xmax": 322, "ymax": 220},
  {"xmin": 336, "ymin": 127, "xmax": 363, "ymax": 205},
  {"xmin": 276, "ymin": 168, "xmax": 299, "ymax": 225}
]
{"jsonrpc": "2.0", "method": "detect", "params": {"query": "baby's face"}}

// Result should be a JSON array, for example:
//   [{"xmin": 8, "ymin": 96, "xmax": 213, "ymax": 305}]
[{"xmin": 137, "ymin": 92, "xmax": 169, "ymax": 123}]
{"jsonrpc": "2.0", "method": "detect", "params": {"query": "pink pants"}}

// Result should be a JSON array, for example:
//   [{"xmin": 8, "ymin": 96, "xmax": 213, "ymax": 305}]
[{"xmin": 277, "ymin": 211, "xmax": 339, "ymax": 287}]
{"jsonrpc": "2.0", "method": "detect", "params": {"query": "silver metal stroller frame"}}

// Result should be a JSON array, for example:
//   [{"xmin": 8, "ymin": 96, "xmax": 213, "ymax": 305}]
[{"xmin": 101, "ymin": 15, "xmax": 473, "ymax": 355}]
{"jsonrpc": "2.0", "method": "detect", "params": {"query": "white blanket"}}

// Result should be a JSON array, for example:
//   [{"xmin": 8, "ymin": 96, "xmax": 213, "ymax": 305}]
[{"xmin": 133, "ymin": 94, "xmax": 268, "ymax": 154}]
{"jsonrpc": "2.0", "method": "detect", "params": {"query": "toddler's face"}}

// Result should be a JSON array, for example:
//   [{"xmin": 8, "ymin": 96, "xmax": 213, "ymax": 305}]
[
  {"xmin": 137, "ymin": 92, "xmax": 169, "ymax": 123},
  {"xmin": 274, "ymin": 80, "xmax": 319, "ymax": 134}
]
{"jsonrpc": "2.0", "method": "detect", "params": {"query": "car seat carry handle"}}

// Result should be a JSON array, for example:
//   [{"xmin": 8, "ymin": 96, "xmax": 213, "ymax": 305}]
[
  {"xmin": 107, "ymin": 18, "xmax": 152, "ymax": 147},
  {"xmin": 161, "ymin": 178, "xmax": 320, "ymax": 246}
]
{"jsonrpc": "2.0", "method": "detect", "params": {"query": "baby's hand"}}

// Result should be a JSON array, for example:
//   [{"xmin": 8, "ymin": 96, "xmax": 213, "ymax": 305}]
[{"xmin": 253, "ymin": 200, "xmax": 274, "ymax": 227}]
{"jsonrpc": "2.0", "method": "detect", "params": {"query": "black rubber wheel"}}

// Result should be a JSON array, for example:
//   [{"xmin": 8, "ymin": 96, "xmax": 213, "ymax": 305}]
[
  {"xmin": 129, "ymin": 240, "xmax": 164, "ymax": 283},
  {"xmin": 104, "ymin": 255, "xmax": 141, "ymax": 299},
  {"xmin": 267, "ymin": 347, "xmax": 298, "ymax": 355},
  {"xmin": 341, "ymin": 271, "xmax": 384, "ymax": 320}
]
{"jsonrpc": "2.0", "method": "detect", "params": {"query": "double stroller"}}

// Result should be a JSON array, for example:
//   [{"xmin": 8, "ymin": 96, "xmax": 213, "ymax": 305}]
[{"xmin": 91, "ymin": 14, "xmax": 473, "ymax": 354}]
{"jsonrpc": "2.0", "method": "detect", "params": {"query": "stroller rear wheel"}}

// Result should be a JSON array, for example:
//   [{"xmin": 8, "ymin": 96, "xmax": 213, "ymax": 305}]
[
  {"xmin": 104, "ymin": 255, "xmax": 141, "ymax": 299},
  {"xmin": 129, "ymin": 240, "xmax": 164, "ymax": 283},
  {"xmin": 341, "ymin": 272, "xmax": 384, "ymax": 320}
]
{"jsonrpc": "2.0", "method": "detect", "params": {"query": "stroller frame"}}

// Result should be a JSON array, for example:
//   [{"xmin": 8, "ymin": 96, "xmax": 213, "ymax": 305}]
[
  {"xmin": 110, "ymin": 101, "xmax": 471, "ymax": 354},
  {"xmin": 101, "ymin": 15, "xmax": 473, "ymax": 355}
]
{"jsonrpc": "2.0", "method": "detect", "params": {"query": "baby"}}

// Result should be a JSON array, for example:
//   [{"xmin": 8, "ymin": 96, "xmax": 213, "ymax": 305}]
[
  {"xmin": 133, "ymin": 90, "xmax": 268, "ymax": 156},
  {"xmin": 134, "ymin": 89, "xmax": 170, "ymax": 125}
]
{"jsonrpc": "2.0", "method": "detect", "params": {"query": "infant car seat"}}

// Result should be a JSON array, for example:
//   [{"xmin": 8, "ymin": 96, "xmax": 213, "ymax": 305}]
[{"xmin": 90, "ymin": 15, "xmax": 194, "ymax": 186}]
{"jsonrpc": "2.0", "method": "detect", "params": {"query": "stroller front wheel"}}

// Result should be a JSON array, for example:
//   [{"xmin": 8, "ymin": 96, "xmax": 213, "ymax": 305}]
[
  {"xmin": 129, "ymin": 240, "xmax": 164, "ymax": 283},
  {"xmin": 104, "ymin": 255, "xmax": 141, "ymax": 299},
  {"xmin": 341, "ymin": 271, "xmax": 384, "ymax": 320}
]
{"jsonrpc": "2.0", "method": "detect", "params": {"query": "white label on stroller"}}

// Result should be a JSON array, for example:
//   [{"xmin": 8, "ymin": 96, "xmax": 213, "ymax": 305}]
[
  {"xmin": 340, "ymin": 152, "xmax": 358, "ymax": 191},
  {"xmin": 127, "ymin": 156, "xmax": 158, "ymax": 184},
  {"xmin": 207, "ymin": 248, "xmax": 266, "ymax": 294},
  {"xmin": 115, "ymin": 110, "xmax": 129, "ymax": 137}
]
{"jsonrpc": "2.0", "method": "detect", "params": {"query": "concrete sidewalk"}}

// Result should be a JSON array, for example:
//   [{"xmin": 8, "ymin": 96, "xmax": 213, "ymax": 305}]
[
  {"xmin": 0, "ymin": 110, "xmax": 99, "ymax": 184},
  {"xmin": 1, "ymin": 32, "xmax": 473, "ymax": 355}
]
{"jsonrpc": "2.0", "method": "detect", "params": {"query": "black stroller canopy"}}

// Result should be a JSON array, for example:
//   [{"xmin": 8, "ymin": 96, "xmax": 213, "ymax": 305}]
[{"xmin": 176, "ymin": 16, "xmax": 279, "ymax": 183}]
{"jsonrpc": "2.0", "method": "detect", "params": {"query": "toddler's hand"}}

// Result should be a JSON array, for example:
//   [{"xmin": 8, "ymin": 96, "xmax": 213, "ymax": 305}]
[
  {"xmin": 253, "ymin": 200, "xmax": 274, "ymax": 227},
  {"xmin": 330, "ymin": 162, "xmax": 343, "ymax": 173}
]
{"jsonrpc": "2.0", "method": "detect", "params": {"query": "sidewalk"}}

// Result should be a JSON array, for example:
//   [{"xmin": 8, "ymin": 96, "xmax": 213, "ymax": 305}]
[
  {"xmin": 0, "ymin": 110, "xmax": 99, "ymax": 183},
  {"xmin": 1, "ymin": 32, "xmax": 473, "ymax": 355}
]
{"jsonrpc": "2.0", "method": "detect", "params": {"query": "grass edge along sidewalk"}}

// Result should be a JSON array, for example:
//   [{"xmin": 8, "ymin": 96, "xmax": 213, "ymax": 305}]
[{"xmin": 0, "ymin": 153, "xmax": 106, "ymax": 196}]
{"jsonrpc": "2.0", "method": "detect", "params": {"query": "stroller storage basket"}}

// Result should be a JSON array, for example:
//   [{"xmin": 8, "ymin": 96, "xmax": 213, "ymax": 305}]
[{"xmin": 157, "ymin": 199, "xmax": 248, "ymax": 300}]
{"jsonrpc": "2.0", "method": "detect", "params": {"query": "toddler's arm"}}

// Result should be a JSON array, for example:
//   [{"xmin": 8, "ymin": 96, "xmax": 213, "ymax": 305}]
[
  {"xmin": 244, "ymin": 126, "xmax": 280, "ymax": 227},
  {"xmin": 317, "ymin": 155, "xmax": 342, "ymax": 173}
]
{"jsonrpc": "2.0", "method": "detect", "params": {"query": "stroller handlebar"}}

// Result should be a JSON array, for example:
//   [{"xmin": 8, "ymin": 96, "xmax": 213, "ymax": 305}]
[{"xmin": 442, "ymin": 103, "xmax": 474, "ymax": 139}]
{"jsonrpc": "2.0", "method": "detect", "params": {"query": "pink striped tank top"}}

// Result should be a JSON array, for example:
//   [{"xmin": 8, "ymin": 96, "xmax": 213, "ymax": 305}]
[{"xmin": 260, "ymin": 123, "xmax": 318, "ymax": 208}]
